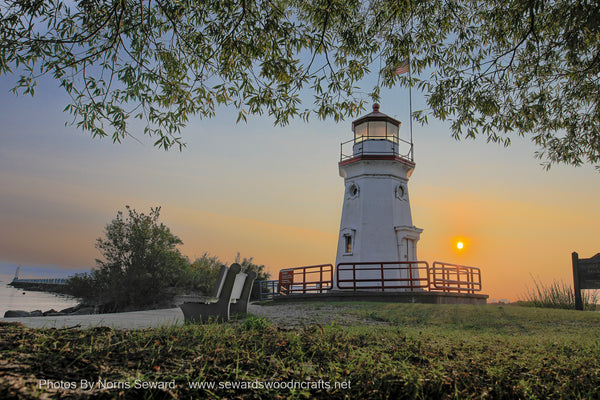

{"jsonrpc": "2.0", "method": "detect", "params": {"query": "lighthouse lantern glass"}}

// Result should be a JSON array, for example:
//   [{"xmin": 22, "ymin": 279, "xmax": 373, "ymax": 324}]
[{"xmin": 354, "ymin": 120, "xmax": 399, "ymax": 143}]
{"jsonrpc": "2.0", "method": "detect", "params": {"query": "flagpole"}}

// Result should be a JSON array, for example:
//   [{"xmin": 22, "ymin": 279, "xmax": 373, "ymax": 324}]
[
  {"xmin": 394, "ymin": 57, "xmax": 413, "ymax": 161},
  {"xmin": 408, "ymin": 55, "xmax": 413, "ymax": 161},
  {"xmin": 408, "ymin": 9, "xmax": 414, "ymax": 162}
]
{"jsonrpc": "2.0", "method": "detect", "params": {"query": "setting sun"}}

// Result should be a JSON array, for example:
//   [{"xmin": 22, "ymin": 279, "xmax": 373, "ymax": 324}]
[{"xmin": 457, "ymin": 242, "xmax": 464, "ymax": 250}]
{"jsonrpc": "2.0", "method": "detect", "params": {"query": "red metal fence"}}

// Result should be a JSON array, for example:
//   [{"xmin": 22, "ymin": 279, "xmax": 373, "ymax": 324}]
[
  {"xmin": 278, "ymin": 264, "xmax": 333, "ymax": 295},
  {"xmin": 277, "ymin": 261, "xmax": 482, "ymax": 295},
  {"xmin": 336, "ymin": 261, "xmax": 430, "ymax": 291},
  {"xmin": 429, "ymin": 261, "xmax": 482, "ymax": 294}
]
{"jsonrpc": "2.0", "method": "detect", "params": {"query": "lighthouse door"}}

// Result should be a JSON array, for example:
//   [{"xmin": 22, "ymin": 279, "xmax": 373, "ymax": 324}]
[{"xmin": 401, "ymin": 238, "xmax": 415, "ymax": 262}]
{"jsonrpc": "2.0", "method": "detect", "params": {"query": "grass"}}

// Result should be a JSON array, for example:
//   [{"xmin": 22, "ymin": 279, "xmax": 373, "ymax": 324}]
[
  {"xmin": 519, "ymin": 277, "xmax": 599, "ymax": 310},
  {"xmin": 2, "ymin": 303, "xmax": 600, "ymax": 399}
]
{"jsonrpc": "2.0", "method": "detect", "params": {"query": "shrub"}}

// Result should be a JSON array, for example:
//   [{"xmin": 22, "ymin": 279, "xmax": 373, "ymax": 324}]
[{"xmin": 66, "ymin": 206, "xmax": 189, "ymax": 311}]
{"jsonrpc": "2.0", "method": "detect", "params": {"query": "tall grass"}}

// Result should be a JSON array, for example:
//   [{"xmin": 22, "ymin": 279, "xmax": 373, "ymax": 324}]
[{"xmin": 520, "ymin": 277, "xmax": 598, "ymax": 310}]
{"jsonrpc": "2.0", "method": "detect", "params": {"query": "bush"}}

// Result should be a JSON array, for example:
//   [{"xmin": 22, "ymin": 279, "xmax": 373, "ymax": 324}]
[
  {"xmin": 181, "ymin": 252, "xmax": 271, "ymax": 299},
  {"xmin": 65, "ymin": 206, "xmax": 272, "ymax": 311},
  {"xmin": 181, "ymin": 253, "xmax": 223, "ymax": 295},
  {"xmin": 66, "ymin": 206, "xmax": 189, "ymax": 311}
]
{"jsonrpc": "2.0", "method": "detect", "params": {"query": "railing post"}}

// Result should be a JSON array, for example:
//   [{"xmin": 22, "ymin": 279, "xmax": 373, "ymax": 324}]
[
  {"xmin": 304, "ymin": 267, "xmax": 308, "ymax": 294},
  {"xmin": 320, "ymin": 267, "xmax": 323, "ymax": 293},
  {"xmin": 469, "ymin": 268, "xmax": 474, "ymax": 294},
  {"xmin": 444, "ymin": 265, "xmax": 449, "ymax": 293}
]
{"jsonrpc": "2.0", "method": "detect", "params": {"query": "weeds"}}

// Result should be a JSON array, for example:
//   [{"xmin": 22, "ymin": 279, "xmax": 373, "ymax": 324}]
[
  {"xmin": 519, "ymin": 276, "xmax": 598, "ymax": 310},
  {"xmin": 241, "ymin": 315, "xmax": 271, "ymax": 331}
]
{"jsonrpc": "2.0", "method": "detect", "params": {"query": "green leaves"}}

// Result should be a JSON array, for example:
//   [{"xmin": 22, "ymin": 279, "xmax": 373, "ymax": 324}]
[
  {"xmin": 1, "ymin": 0, "xmax": 599, "ymax": 168},
  {"xmin": 404, "ymin": 0, "xmax": 600, "ymax": 169},
  {"xmin": 83, "ymin": 205, "xmax": 188, "ymax": 310}
]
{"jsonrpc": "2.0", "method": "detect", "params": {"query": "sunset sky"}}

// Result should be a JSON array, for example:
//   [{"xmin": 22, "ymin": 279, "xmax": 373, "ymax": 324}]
[{"xmin": 1, "ymin": 71, "xmax": 599, "ymax": 302}]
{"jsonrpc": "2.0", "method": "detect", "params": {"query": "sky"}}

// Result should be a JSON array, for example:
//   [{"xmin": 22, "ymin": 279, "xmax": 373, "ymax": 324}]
[{"xmin": 1, "ymin": 68, "xmax": 599, "ymax": 302}]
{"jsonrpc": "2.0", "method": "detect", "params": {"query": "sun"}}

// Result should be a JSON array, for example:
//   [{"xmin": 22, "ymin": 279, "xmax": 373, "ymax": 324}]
[{"xmin": 456, "ymin": 241, "xmax": 464, "ymax": 250}]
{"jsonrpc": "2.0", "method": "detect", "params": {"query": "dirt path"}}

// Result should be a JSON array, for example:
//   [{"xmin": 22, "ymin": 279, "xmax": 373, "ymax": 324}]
[{"xmin": 247, "ymin": 302, "xmax": 383, "ymax": 328}]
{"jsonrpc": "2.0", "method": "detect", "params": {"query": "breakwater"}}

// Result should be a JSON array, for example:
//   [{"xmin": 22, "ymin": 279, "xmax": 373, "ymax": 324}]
[{"xmin": 10, "ymin": 278, "xmax": 69, "ymax": 294}]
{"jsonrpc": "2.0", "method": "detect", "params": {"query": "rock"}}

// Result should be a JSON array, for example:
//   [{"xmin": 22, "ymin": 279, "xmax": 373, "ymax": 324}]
[
  {"xmin": 3, "ymin": 310, "xmax": 31, "ymax": 318},
  {"xmin": 60, "ymin": 305, "xmax": 81, "ymax": 314},
  {"xmin": 43, "ymin": 309, "xmax": 66, "ymax": 316},
  {"xmin": 30, "ymin": 310, "xmax": 43, "ymax": 317},
  {"xmin": 69, "ymin": 307, "xmax": 95, "ymax": 315}
]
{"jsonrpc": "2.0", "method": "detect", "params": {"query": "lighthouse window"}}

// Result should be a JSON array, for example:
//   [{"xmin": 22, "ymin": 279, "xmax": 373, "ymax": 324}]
[
  {"xmin": 347, "ymin": 183, "xmax": 359, "ymax": 199},
  {"xmin": 370, "ymin": 121, "xmax": 387, "ymax": 139},
  {"xmin": 354, "ymin": 122, "xmax": 368, "ymax": 142},
  {"xmin": 344, "ymin": 234, "xmax": 353, "ymax": 254},
  {"xmin": 396, "ymin": 184, "xmax": 406, "ymax": 200}
]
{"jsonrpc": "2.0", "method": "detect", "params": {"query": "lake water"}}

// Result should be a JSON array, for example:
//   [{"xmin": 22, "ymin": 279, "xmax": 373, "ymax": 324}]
[{"xmin": 0, "ymin": 274, "xmax": 80, "ymax": 318}]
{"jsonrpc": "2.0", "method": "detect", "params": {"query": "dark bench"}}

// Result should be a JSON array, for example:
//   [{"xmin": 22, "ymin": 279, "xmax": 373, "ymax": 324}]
[{"xmin": 179, "ymin": 263, "xmax": 257, "ymax": 323}]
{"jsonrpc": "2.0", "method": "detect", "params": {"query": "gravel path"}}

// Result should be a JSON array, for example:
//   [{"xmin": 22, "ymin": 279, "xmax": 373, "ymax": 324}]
[{"xmin": 248, "ymin": 302, "xmax": 378, "ymax": 328}]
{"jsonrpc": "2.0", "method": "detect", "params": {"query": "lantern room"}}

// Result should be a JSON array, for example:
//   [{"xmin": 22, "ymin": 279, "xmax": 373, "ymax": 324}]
[
  {"xmin": 342, "ymin": 103, "xmax": 414, "ymax": 163},
  {"xmin": 352, "ymin": 103, "xmax": 399, "ymax": 143}
]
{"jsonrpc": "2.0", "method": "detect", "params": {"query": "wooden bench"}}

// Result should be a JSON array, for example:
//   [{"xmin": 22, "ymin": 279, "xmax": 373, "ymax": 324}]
[{"xmin": 179, "ymin": 263, "xmax": 257, "ymax": 323}]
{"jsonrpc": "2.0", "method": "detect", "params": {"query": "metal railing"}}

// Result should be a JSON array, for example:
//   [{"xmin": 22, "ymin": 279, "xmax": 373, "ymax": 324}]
[
  {"xmin": 278, "ymin": 264, "xmax": 333, "ymax": 295},
  {"xmin": 429, "ymin": 262, "xmax": 482, "ymax": 294},
  {"xmin": 336, "ymin": 261, "xmax": 430, "ymax": 291},
  {"xmin": 340, "ymin": 137, "xmax": 414, "ymax": 163},
  {"xmin": 274, "ymin": 261, "xmax": 482, "ymax": 295},
  {"xmin": 257, "ymin": 280, "xmax": 280, "ymax": 301}
]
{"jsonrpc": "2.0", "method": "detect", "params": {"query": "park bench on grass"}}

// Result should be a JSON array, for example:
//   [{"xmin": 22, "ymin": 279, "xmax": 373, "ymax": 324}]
[{"xmin": 179, "ymin": 263, "xmax": 257, "ymax": 323}]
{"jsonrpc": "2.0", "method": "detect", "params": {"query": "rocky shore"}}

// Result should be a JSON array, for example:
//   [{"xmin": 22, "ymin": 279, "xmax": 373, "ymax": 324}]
[{"xmin": 3, "ymin": 304, "xmax": 97, "ymax": 318}]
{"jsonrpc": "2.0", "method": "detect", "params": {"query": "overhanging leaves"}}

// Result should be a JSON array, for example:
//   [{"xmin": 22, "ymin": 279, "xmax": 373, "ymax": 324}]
[{"xmin": 1, "ymin": 0, "xmax": 598, "ymax": 168}]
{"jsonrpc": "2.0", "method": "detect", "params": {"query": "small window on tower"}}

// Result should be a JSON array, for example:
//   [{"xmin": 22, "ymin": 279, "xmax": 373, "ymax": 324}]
[
  {"xmin": 395, "ymin": 184, "xmax": 406, "ymax": 200},
  {"xmin": 347, "ymin": 183, "xmax": 359, "ymax": 199},
  {"xmin": 344, "ymin": 234, "xmax": 353, "ymax": 254}
]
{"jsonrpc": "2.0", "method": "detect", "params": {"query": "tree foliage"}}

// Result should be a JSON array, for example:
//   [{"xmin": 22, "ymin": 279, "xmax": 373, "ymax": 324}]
[
  {"xmin": 183, "ymin": 252, "xmax": 270, "ymax": 299},
  {"xmin": 68, "ymin": 206, "xmax": 189, "ymax": 311},
  {"xmin": 234, "ymin": 252, "xmax": 270, "ymax": 282},
  {"xmin": 1, "ymin": 0, "xmax": 598, "ymax": 168},
  {"xmin": 66, "ymin": 206, "xmax": 271, "ymax": 310}
]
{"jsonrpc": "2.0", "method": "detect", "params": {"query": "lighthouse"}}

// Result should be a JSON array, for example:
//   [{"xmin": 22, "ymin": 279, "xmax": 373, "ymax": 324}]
[{"xmin": 334, "ymin": 104, "xmax": 423, "ymax": 290}]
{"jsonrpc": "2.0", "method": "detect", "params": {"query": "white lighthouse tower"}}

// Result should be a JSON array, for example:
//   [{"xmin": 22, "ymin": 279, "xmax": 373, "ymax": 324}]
[{"xmin": 334, "ymin": 104, "xmax": 423, "ymax": 290}]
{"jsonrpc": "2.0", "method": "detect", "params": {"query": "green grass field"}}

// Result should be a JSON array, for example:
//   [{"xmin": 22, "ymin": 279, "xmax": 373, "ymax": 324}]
[{"xmin": 2, "ymin": 303, "xmax": 600, "ymax": 399}]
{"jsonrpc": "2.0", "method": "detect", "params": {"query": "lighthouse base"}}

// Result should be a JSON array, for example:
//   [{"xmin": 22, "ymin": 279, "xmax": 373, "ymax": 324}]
[{"xmin": 268, "ymin": 291, "xmax": 488, "ymax": 305}]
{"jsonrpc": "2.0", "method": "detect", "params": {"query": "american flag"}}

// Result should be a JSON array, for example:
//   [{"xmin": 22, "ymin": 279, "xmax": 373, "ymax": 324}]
[{"xmin": 394, "ymin": 59, "xmax": 410, "ymax": 75}]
